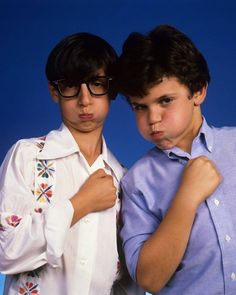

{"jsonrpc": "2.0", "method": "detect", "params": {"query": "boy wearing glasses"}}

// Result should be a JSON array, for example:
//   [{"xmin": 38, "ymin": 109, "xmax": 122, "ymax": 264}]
[
  {"xmin": 116, "ymin": 25, "xmax": 232, "ymax": 295},
  {"xmin": 0, "ymin": 33, "xmax": 139, "ymax": 295}
]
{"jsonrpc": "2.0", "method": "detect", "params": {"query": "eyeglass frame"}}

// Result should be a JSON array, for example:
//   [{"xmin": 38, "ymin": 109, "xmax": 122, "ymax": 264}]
[{"xmin": 51, "ymin": 76, "xmax": 113, "ymax": 98}]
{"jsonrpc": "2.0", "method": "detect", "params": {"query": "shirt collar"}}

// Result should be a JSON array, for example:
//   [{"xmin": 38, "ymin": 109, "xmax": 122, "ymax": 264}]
[
  {"xmin": 199, "ymin": 117, "xmax": 214, "ymax": 153},
  {"xmin": 162, "ymin": 117, "xmax": 214, "ymax": 160},
  {"xmin": 37, "ymin": 124, "xmax": 79, "ymax": 160},
  {"xmin": 37, "ymin": 123, "xmax": 125, "ymax": 181},
  {"xmin": 102, "ymin": 138, "xmax": 126, "ymax": 182}
]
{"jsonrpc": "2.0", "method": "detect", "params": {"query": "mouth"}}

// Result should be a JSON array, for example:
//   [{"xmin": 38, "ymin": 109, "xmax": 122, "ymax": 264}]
[
  {"xmin": 79, "ymin": 113, "xmax": 94, "ymax": 121},
  {"xmin": 150, "ymin": 130, "xmax": 164, "ymax": 139}
]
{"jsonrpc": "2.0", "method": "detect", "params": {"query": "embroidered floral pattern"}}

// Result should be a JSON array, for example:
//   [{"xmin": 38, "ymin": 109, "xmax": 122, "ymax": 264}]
[
  {"xmin": 33, "ymin": 136, "xmax": 55, "ymax": 209},
  {"xmin": 37, "ymin": 160, "xmax": 55, "ymax": 178},
  {"xmin": 35, "ymin": 183, "xmax": 53, "ymax": 204},
  {"xmin": 6, "ymin": 215, "xmax": 22, "ymax": 227},
  {"xmin": 15, "ymin": 137, "xmax": 55, "ymax": 294},
  {"xmin": 35, "ymin": 137, "xmax": 46, "ymax": 151},
  {"xmin": 18, "ymin": 281, "xmax": 39, "ymax": 294},
  {"xmin": 34, "ymin": 207, "xmax": 43, "ymax": 214}
]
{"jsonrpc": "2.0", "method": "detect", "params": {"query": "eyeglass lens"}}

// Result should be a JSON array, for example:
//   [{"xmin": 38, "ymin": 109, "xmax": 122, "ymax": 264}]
[{"xmin": 56, "ymin": 77, "xmax": 110, "ymax": 97}]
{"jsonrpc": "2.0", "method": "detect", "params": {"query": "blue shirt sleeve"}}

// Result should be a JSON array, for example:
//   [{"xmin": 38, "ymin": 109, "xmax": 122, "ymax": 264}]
[{"xmin": 120, "ymin": 179, "xmax": 161, "ymax": 281}]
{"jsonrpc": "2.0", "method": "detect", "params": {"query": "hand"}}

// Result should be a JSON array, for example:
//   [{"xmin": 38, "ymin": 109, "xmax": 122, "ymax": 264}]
[
  {"xmin": 177, "ymin": 156, "xmax": 222, "ymax": 208},
  {"xmin": 70, "ymin": 169, "xmax": 117, "ymax": 224}
]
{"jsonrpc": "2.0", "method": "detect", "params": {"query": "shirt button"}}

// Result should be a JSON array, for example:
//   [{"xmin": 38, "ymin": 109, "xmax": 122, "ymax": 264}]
[
  {"xmin": 214, "ymin": 198, "xmax": 220, "ymax": 206},
  {"xmin": 225, "ymin": 234, "xmax": 231, "ymax": 242},
  {"xmin": 231, "ymin": 272, "xmax": 236, "ymax": 281},
  {"xmin": 80, "ymin": 258, "xmax": 86, "ymax": 265},
  {"xmin": 84, "ymin": 217, "xmax": 90, "ymax": 223}
]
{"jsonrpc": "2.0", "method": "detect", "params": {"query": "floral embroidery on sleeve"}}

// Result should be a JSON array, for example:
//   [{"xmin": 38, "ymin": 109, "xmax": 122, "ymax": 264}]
[
  {"xmin": 35, "ymin": 183, "xmax": 53, "ymax": 204},
  {"xmin": 37, "ymin": 160, "xmax": 55, "ymax": 178},
  {"xmin": 18, "ymin": 281, "xmax": 39, "ymax": 294},
  {"xmin": 35, "ymin": 137, "xmax": 46, "ymax": 151},
  {"xmin": 33, "ymin": 137, "xmax": 56, "ymax": 211},
  {"xmin": 6, "ymin": 215, "xmax": 22, "ymax": 227},
  {"xmin": 34, "ymin": 208, "xmax": 43, "ymax": 214}
]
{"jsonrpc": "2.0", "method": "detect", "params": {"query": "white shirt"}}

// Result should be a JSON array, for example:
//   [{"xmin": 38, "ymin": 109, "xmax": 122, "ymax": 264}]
[{"xmin": 0, "ymin": 124, "xmax": 126, "ymax": 295}]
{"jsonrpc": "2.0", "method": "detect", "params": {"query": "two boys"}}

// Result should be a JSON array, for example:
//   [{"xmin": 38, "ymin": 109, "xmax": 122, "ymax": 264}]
[{"xmin": 1, "ymin": 24, "xmax": 233, "ymax": 295}]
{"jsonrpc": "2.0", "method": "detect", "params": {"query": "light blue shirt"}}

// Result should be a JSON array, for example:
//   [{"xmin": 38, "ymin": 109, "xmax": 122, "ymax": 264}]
[{"xmin": 120, "ymin": 118, "xmax": 236, "ymax": 295}]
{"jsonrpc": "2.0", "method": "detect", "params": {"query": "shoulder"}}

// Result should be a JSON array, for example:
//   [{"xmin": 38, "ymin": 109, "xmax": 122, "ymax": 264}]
[
  {"xmin": 212, "ymin": 125, "xmax": 236, "ymax": 135},
  {"xmin": 211, "ymin": 125, "xmax": 236, "ymax": 145},
  {"xmin": 121, "ymin": 147, "xmax": 161, "ymax": 188},
  {"xmin": 1, "ymin": 135, "xmax": 46, "ymax": 170}
]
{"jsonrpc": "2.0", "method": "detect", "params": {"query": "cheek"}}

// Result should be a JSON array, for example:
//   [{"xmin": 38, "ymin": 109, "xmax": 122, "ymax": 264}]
[
  {"xmin": 135, "ymin": 115, "xmax": 148, "ymax": 134},
  {"xmin": 59, "ymin": 101, "xmax": 75, "ymax": 117},
  {"xmin": 164, "ymin": 107, "xmax": 193, "ymax": 132},
  {"xmin": 165, "ymin": 105, "xmax": 188, "ymax": 121},
  {"xmin": 96, "ymin": 100, "xmax": 110, "ymax": 117}
]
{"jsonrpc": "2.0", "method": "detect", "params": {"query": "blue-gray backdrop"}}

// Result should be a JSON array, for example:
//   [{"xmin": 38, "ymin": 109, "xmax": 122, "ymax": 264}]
[{"xmin": 1, "ymin": 0, "xmax": 236, "ymax": 293}]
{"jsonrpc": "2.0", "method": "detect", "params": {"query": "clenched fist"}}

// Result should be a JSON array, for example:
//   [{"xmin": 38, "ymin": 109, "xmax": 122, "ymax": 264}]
[{"xmin": 70, "ymin": 169, "xmax": 117, "ymax": 225}]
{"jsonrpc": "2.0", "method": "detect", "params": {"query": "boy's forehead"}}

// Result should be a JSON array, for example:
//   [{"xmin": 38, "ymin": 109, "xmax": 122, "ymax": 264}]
[{"xmin": 128, "ymin": 77, "xmax": 190, "ymax": 102}]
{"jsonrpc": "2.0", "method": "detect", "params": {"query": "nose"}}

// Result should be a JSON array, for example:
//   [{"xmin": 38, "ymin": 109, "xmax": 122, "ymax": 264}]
[
  {"xmin": 77, "ymin": 84, "xmax": 92, "ymax": 107},
  {"xmin": 148, "ymin": 107, "xmax": 162, "ymax": 125}
]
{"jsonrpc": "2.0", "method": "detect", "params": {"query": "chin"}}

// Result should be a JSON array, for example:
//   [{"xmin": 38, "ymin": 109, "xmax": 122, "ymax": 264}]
[{"xmin": 156, "ymin": 142, "xmax": 175, "ymax": 150}]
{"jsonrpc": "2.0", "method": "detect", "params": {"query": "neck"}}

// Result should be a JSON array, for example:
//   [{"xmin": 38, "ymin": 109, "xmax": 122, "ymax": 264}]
[
  {"xmin": 68, "ymin": 126, "xmax": 103, "ymax": 166},
  {"xmin": 187, "ymin": 111, "xmax": 203, "ymax": 153},
  {"xmin": 178, "ymin": 108, "xmax": 203, "ymax": 154}
]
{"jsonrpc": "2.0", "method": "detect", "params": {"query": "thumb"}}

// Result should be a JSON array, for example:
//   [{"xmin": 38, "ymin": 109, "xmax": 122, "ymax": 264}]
[{"xmin": 91, "ymin": 168, "xmax": 107, "ymax": 178}]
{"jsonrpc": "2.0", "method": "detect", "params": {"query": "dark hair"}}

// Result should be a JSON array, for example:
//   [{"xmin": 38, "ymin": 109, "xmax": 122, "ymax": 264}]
[
  {"xmin": 117, "ymin": 25, "xmax": 210, "ymax": 97},
  {"xmin": 45, "ymin": 32, "xmax": 118, "ymax": 99}
]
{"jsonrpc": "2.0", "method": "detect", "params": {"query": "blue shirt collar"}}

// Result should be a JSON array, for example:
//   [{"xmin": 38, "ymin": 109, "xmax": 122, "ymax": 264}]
[{"xmin": 162, "ymin": 117, "xmax": 214, "ymax": 160}]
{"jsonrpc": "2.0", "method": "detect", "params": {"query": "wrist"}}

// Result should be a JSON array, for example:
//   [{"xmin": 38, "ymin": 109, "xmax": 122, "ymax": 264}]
[{"xmin": 173, "ymin": 189, "xmax": 200, "ymax": 213}]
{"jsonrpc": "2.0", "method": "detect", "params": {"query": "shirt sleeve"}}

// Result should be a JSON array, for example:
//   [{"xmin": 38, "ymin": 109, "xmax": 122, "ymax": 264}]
[
  {"xmin": 120, "ymin": 179, "xmax": 161, "ymax": 282},
  {"xmin": 0, "ymin": 140, "xmax": 74, "ymax": 275}
]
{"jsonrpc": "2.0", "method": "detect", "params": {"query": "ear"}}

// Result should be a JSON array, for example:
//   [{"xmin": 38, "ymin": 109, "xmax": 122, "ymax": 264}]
[
  {"xmin": 48, "ymin": 82, "xmax": 60, "ymax": 103},
  {"xmin": 193, "ymin": 84, "xmax": 208, "ymax": 106}
]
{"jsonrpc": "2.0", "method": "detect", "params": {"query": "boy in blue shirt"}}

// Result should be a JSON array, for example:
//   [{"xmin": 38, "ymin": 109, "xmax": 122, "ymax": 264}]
[{"xmin": 116, "ymin": 25, "xmax": 235, "ymax": 294}]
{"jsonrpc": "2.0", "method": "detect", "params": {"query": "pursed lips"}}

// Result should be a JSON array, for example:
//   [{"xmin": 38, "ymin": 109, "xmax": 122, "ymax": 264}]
[
  {"xmin": 150, "ymin": 130, "xmax": 164, "ymax": 138},
  {"xmin": 79, "ymin": 113, "xmax": 94, "ymax": 121}
]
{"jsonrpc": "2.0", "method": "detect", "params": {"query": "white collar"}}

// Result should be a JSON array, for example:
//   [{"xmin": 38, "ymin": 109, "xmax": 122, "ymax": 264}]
[{"xmin": 37, "ymin": 123, "xmax": 126, "ymax": 181}]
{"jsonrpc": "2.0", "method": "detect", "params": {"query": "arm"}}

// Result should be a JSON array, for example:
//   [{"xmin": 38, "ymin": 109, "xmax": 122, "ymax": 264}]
[
  {"xmin": 122, "ymin": 156, "xmax": 221, "ymax": 294},
  {"xmin": 0, "ymin": 141, "xmax": 118, "ymax": 274},
  {"xmin": 137, "ymin": 156, "xmax": 221, "ymax": 293},
  {"xmin": 0, "ymin": 142, "xmax": 49, "ymax": 273}
]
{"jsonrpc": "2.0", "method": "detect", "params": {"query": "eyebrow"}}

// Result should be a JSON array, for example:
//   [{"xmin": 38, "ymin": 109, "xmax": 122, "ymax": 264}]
[{"xmin": 130, "ymin": 94, "xmax": 174, "ymax": 105}]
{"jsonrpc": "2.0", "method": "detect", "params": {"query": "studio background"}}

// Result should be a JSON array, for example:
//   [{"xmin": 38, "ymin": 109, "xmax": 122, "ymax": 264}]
[{"xmin": 1, "ymin": 0, "xmax": 236, "ymax": 293}]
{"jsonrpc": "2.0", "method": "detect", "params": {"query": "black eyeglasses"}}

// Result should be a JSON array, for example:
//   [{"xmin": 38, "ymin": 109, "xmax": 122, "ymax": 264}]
[{"xmin": 51, "ymin": 76, "xmax": 112, "ymax": 98}]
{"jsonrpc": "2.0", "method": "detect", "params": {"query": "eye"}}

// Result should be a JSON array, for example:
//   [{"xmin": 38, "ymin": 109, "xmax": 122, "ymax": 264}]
[
  {"xmin": 57, "ymin": 81, "xmax": 78, "ymax": 93},
  {"xmin": 90, "ymin": 78, "xmax": 107, "ymax": 88},
  {"xmin": 159, "ymin": 97, "xmax": 173, "ymax": 105},
  {"xmin": 131, "ymin": 104, "xmax": 147, "ymax": 112},
  {"xmin": 91, "ymin": 81, "xmax": 104, "ymax": 87}
]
